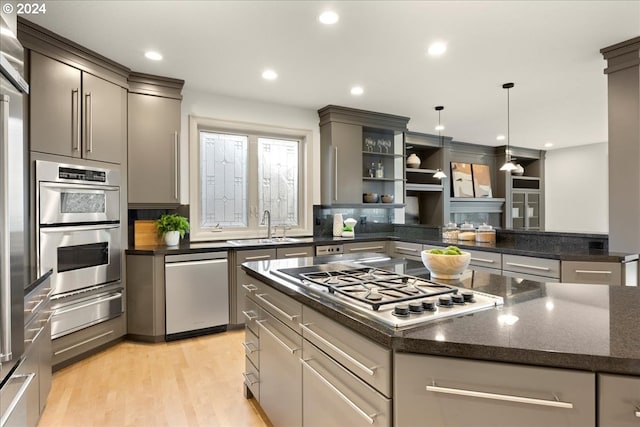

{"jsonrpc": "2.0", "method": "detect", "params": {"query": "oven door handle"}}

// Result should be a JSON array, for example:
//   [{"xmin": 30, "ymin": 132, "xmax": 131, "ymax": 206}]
[
  {"xmin": 40, "ymin": 182, "xmax": 120, "ymax": 192},
  {"xmin": 40, "ymin": 224, "xmax": 120, "ymax": 233},
  {"xmin": 53, "ymin": 293, "xmax": 121, "ymax": 316}
]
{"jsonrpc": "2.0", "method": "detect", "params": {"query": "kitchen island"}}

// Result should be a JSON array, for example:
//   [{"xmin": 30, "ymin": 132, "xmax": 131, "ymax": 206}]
[{"xmin": 241, "ymin": 253, "xmax": 640, "ymax": 427}]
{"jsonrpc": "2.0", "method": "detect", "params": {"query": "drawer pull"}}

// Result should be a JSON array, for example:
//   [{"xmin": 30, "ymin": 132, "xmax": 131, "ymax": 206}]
[
  {"xmin": 256, "ymin": 320, "xmax": 300, "ymax": 354},
  {"xmin": 396, "ymin": 246, "xmax": 418, "ymax": 252},
  {"xmin": 426, "ymin": 382, "xmax": 573, "ymax": 409},
  {"xmin": 241, "ymin": 310, "xmax": 258, "ymax": 321},
  {"xmin": 471, "ymin": 257, "xmax": 495, "ymax": 264},
  {"xmin": 25, "ymin": 326, "xmax": 44, "ymax": 344},
  {"xmin": 54, "ymin": 330, "xmax": 114, "ymax": 356},
  {"xmin": 0, "ymin": 373, "xmax": 36, "ymax": 427},
  {"xmin": 505, "ymin": 262, "xmax": 551, "ymax": 272},
  {"xmin": 255, "ymin": 293, "xmax": 299, "ymax": 321},
  {"xmin": 241, "ymin": 284, "xmax": 258, "ymax": 292},
  {"xmin": 244, "ymin": 255, "xmax": 272, "ymax": 261},
  {"xmin": 634, "ymin": 409, "xmax": 640, "ymax": 418},
  {"xmin": 242, "ymin": 341, "xmax": 258, "ymax": 354},
  {"xmin": 301, "ymin": 358, "xmax": 376, "ymax": 424},
  {"xmin": 574, "ymin": 269, "xmax": 612, "ymax": 275},
  {"xmin": 283, "ymin": 252, "xmax": 309, "ymax": 257},
  {"xmin": 348, "ymin": 246, "xmax": 384, "ymax": 252},
  {"xmin": 242, "ymin": 372, "xmax": 259, "ymax": 386},
  {"xmin": 300, "ymin": 323, "xmax": 376, "ymax": 376}
]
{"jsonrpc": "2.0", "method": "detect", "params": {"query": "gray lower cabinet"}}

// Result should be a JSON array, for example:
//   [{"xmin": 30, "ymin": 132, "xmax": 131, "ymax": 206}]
[
  {"xmin": 276, "ymin": 245, "xmax": 314, "ymax": 259},
  {"xmin": 126, "ymin": 254, "xmax": 166, "ymax": 341},
  {"xmin": 395, "ymin": 353, "xmax": 595, "ymax": 427},
  {"xmin": 598, "ymin": 373, "xmax": 640, "ymax": 427},
  {"xmin": 502, "ymin": 253, "xmax": 561, "ymax": 282},
  {"xmin": 30, "ymin": 51, "xmax": 125, "ymax": 164},
  {"xmin": 302, "ymin": 340, "xmax": 391, "ymax": 427},
  {"xmin": 127, "ymin": 92, "xmax": 182, "ymax": 205},
  {"xmin": 562, "ymin": 260, "xmax": 638, "ymax": 286},
  {"xmin": 389, "ymin": 241, "xmax": 423, "ymax": 261},
  {"xmin": 467, "ymin": 248, "xmax": 502, "ymax": 273}
]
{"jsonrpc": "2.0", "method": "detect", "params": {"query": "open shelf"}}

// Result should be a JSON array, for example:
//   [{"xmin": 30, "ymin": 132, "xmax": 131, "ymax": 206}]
[
  {"xmin": 406, "ymin": 183, "xmax": 443, "ymax": 192},
  {"xmin": 406, "ymin": 168, "xmax": 439, "ymax": 174}
]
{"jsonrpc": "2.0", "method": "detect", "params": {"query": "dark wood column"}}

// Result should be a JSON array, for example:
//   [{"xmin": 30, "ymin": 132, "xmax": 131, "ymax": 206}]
[{"xmin": 601, "ymin": 37, "xmax": 640, "ymax": 267}]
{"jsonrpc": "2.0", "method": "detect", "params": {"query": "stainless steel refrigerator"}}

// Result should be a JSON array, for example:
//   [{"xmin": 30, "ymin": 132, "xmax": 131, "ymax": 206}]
[{"xmin": 1, "ymin": 9, "xmax": 30, "ymax": 387}]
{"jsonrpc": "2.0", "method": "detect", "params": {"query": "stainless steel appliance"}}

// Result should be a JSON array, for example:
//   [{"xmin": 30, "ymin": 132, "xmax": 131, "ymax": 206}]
[
  {"xmin": 274, "ymin": 264, "xmax": 503, "ymax": 329},
  {"xmin": 1, "ymin": 7, "xmax": 31, "ymax": 426},
  {"xmin": 36, "ymin": 160, "xmax": 123, "ymax": 339},
  {"xmin": 165, "ymin": 252, "xmax": 229, "ymax": 339}
]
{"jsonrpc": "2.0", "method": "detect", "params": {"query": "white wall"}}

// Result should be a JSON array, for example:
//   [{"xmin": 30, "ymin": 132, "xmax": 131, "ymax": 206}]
[
  {"xmin": 545, "ymin": 142, "xmax": 608, "ymax": 233},
  {"xmin": 178, "ymin": 88, "xmax": 321, "ymax": 206}
]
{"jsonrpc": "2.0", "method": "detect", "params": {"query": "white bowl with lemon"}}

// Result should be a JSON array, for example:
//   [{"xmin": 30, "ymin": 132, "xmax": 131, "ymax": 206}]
[{"xmin": 421, "ymin": 246, "xmax": 471, "ymax": 279}]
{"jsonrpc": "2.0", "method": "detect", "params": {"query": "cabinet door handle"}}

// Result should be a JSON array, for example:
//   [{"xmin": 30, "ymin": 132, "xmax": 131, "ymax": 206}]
[
  {"xmin": 301, "ymin": 358, "xmax": 376, "ymax": 424},
  {"xmin": 396, "ymin": 246, "xmax": 418, "ymax": 252},
  {"xmin": 242, "ymin": 341, "xmax": 258, "ymax": 354},
  {"xmin": 256, "ymin": 320, "xmax": 299, "ymax": 354},
  {"xmin": 72, "ymin": 88, "xmax": 80, "ymax": 152},
  {"xmin": 574, "ymin": 269, "xmax": 612, "ymax": 275},
  {"xmin": 241, "ymin": 284, "xmax": 258, "ymax": 292},
  {"xmin": 505, "ymin": 262, "xmax": 551, "ymax": 271},
  {"xmin": 348, "ymin": 246, "xmax": 385, "ymax": 252},
  {"xmin": 0, "ymin": 95, "xmax": 10, "ymax": 364},
  {"xmin": 85, "ymin": 92, "xmax": 93, "ymax": 153},
  {"xmin": 300, "ymin": 323, "xmax": 376, "ymax": 376},
  {"xmin": 283, "ymin": 252, "xmax": 309, "ymax": 257},
  {"xmin": 241, "ymin": 310, "xmax": 258, "ymax": 321},
  {"xmin": 426, "ymin": 382, "xmax": 574, "ymax": 409},
  {"xmin": 173, "ymin": 131, "xmax": 179, "ymax": 200},
  {"xmin": 242, "ymin": 372, "xmax": 259, "ymax": 386},
  {"xmin": 255, "ymin": 294, "xmax": 299, "ymax": 321},
  {"xmin": 471, "ymin": 257, "xmax": 496, "ymax": 264},
  {"xmin": 334, "ymin": 146, "xmax": 338, "ymax": 201},
  {"xmin": 244, "ymin": 255, "xmax": 272, "ymax": 261},
  {"xmin": 634, "ymin": 409, "xmax": 640, "ymax": 418}
]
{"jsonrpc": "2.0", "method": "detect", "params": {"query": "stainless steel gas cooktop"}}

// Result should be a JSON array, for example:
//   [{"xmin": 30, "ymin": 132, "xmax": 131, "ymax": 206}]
[{"xmin": 273, "ymin": 264, "xmax": 504, "ymax": 329}]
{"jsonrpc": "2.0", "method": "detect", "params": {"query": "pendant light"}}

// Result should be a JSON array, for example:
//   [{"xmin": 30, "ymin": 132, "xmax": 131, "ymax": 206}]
[
  {"xmin": 499, "ymin": 82, "xmax": 518, "ymax": 172},
  {"xmin": 432, "ymin": 105, "xmax": 447, "ymax": 179}
]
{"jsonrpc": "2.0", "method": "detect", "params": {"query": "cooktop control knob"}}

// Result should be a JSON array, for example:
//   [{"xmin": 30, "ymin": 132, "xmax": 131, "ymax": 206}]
[
  {"xmin": 409, "ymin": 301, "xmax": 424, "ymax": 313},
  {"xmin": 393, "ymin": 304, "xmax": 410, "ymax": 316},
  {"xmin": 451, "ymin": 294, "xmax": 465, "ymax": 304},
  {"xmin": 438, "ymin": 295, "xmax": 453, "ymax": 307},
  {"xmin": 422, "ymin": 299, "xmax": 436, "ymax": 311},
  {"xmin": 462, "ymin": 291, "xmax": 475, "ymax": 303}
]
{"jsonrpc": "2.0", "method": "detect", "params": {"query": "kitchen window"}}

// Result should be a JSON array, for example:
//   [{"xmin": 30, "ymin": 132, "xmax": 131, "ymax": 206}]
[{"xmin": 189, "ymin": 116, "xmax": 312, "ymax": 241}]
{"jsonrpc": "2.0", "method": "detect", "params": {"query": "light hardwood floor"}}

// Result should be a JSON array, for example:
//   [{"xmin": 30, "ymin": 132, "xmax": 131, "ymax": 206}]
[{"xmin": 39, "ymin": 330, "xmax": 270, "ymax": 427}]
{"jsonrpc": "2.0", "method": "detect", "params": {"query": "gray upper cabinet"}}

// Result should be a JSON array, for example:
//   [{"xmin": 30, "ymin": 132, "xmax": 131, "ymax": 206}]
[
  {"xmin": 319, "ymin": 105, "xmax": 409, "ymax": 206},
  {"xmin": 30, "ymin": 51, "xmax": 125, "ymax": 164},
  {"xmin": 127, "ymin": 73, "xmax": 184, "ymax": 206}
]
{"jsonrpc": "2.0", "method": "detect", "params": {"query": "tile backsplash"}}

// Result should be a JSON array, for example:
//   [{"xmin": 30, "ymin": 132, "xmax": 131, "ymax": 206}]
[{"xmin": 313, "ymin": 205, "xmax": 394, "ymax": 236}]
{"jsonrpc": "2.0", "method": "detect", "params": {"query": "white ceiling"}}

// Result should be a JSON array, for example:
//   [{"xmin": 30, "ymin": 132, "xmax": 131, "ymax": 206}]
[{"xmin": 26, "ymin": 1, "xmax": 640, "ymax": 150}]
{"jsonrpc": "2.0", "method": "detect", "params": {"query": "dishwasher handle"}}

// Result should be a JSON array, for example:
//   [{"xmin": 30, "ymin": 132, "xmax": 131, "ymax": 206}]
[{"xmin": 165, "ymin": 252, "xmax": 228, "ymax": 263}]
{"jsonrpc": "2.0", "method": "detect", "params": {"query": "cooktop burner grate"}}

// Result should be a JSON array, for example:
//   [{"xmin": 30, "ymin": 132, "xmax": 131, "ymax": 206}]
[{"xmin": 296, "ymin": 267, "xmax": 457, "ymax": 311}]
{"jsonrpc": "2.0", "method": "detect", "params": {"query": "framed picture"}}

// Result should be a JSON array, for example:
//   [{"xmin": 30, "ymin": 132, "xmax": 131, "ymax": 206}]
[
  {"xmin": 451, "ymin": 162, "xmax": 474, "ymax": 197},
  {"xmin": 472, "ymin": 164, "xmax": 493, "ymax": 197}
]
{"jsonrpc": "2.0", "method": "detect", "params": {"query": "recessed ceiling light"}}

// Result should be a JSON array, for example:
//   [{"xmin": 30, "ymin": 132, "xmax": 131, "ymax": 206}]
[
  {"xmin": 319, "ymin": 11, "xmax": 339, "ymax": 25},
  {"xmin": 544, "ymin": 142, "xmax": 554, "ymax": 148},
  {"xmin": 144, "ymin": 51, "xmax": 163, "ymax": 61},
  {"xmin": 496, "ymin": 135, "xmax": 506, "ymax": 141},
  {"xmin": 262, "ymin": 69, "xmax": 278, "ymax": 80},
  {"xmin": 435, "ymin": 124, "xmax": 445, "ymax": 131},
  {"xmin": 427, "ymin": 41, "xmax": 447, "ymax": 56},
  {"xmin": 350, "ymin": 86, "xmax": 364, "ymax": 96}
]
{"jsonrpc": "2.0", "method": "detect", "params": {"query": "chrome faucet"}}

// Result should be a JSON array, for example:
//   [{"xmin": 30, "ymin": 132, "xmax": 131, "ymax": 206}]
[{"xmin": 261, "ymin": 210, "xmax": 271, "ymax": 239}]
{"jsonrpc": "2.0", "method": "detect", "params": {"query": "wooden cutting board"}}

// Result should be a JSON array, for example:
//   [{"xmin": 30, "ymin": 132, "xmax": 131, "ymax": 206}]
[{"xmin": 134, "ymin": 220, "xmax": 162, "ymax": 246}]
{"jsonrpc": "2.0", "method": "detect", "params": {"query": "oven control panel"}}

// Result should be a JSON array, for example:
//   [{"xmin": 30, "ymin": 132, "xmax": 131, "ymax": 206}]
[{"xmin": 59, "ymin": 166, "xmax": 106, "ymax": 183}]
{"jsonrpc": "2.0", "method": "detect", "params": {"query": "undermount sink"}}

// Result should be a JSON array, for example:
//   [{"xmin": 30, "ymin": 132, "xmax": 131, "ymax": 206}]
[{"xmin": 227, "ymin": 237, "xmax": 301, "ymax": 246}]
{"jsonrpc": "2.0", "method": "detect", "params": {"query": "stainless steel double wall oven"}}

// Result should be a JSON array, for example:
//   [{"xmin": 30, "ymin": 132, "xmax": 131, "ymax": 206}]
[{"xmin": 36, "ymin": 161, "xmax": 123, "ymax": 339}]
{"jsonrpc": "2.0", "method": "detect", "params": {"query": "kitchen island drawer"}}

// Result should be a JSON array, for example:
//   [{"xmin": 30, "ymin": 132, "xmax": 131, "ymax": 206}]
[
  {"xmin": 467, "ymin": 249, "xmax": 502, "ymax": 270},
  {"xmin": 302, "ymin": 340, "xmax": 391, "ymax": 427},
  {"xmin": 395, "ymin": 353, "xmax": 595, "ymax": 427},
  {"xmin": 301, "ymin": 307, "xmax": 391, "ymax": 397},
  {"xmin": 243, "ymin": 327, "xmax": 259, "ymax": 369},
  {"xmin": 503, "ymin": 254, "xmax": 560, "ymax": 279},
  {"xmin": 242, "ymin": 297, "xmax": 261, "ymax": 336},
  {"xmin": 252, "ymin": 280, "xmax": 302, "ymax": 333},
  {"xmin": 243, "ymin": 356, "xmax": 259, "ymax": 402}
]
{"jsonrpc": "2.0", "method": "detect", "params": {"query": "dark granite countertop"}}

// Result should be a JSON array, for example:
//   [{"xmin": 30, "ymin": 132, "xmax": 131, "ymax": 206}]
[
  {"xmin": 125, "ymin": 232, "xmax": 637, "ymax": 263},
  {"xmin": 242, "ymin": 254, "xmax": 640, "ymax": 376}
]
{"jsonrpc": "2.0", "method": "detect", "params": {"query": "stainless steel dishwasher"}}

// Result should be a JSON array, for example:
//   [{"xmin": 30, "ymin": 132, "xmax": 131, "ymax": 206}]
[{"xmin": 165, "ymin": 251, "xmax": 229, "ymax": 339}]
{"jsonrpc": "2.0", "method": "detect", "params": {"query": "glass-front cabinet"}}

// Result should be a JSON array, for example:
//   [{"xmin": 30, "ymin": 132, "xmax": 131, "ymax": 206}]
[
  {"xmin": 512, "ymin": 190, "xmax": 540, "ymax": 230},
  {"xmin": 362, "ymin": 127, "xmax": 404, "ymax": 206}
]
